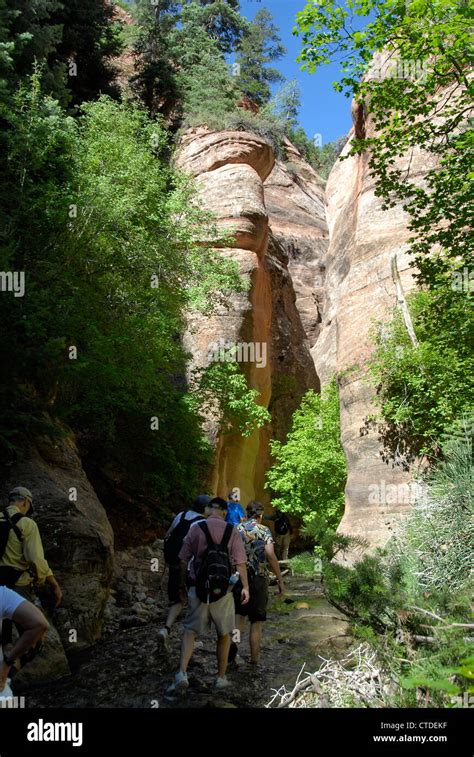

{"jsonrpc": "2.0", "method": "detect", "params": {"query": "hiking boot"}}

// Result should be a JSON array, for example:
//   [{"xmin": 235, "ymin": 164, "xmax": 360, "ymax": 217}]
[
  {"xmin": 166, "ymin": 671, "xmax": 189, "ymax": 694},
  {"xmin": 215, "ymin": 676, "xmax": 231, "ymax": 690},
  {"xmin": 156, "ymin": 627, "xmax": 170, "ymax": 653}
]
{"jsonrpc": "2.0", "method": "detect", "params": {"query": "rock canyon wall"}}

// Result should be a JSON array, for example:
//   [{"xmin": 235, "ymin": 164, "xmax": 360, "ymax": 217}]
[
  {"xmin": 178, "ymin": 120, "xmax": 421, "ymax": 550},
  {"xmin": 176, "ymin": 128, "xmax": 323, "ymax": 508}
]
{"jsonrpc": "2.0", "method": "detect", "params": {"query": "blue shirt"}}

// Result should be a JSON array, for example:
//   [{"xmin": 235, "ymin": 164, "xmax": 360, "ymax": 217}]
[{"xmin": 226, "ymin": 501, "xmax": 245, "ymax": 526}]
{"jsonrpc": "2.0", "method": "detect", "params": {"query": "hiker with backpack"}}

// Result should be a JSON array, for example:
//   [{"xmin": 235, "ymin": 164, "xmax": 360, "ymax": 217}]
[
  {"xmin": 167, "ymin": 496, "xmax": 249, "ymax": 694},
  {"xmin": 0, "ymin": 487, "xmax": 62, "ymax": 603},
  {"xmin": 265, "ymin": 508, "xmax": 293, "ymax": 561},
  {"xmin": 0, "ymin": 486, "xmax": 62, "ymax": 673},
  {"xmin": 229, "ymin": 501, "xmax": 284, "ymax": 668},
  {"xmin": 157, "ymin": 494, "xmax": 210, "ymax": 651},
  {"xmin": 0, "ymin": 585, "xmax": 49, "ymax": 693}
]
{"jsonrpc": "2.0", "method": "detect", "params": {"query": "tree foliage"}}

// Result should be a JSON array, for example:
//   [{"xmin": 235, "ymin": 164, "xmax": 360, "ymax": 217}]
[
  {"xmin": 235, "ymin": 7, "xmax": 285, "ymax": 106},
  {"xmin": 295, "ymin": 0, "xmax": 473, "ymax": 287},
  {"xmin": 265, "ymin": 380, "xmax": 347, "ymax": 540},
  {"xmin": 196, "ymin": 361, "xmax": 271, "ymax": 439},
  {"xmin": 0, "ymin": 78, "xmax": 245, "ymax": 502},
  {"xmin": 0, "ymin": 0, "xmax": 123, "ymax": 109},
  {"xmin": 369, "ymin": 289, "xmax": 474, "ymax": 462}
]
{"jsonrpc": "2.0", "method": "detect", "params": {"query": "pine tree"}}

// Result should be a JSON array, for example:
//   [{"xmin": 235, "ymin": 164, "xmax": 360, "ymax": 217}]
[
  {"xmin": 184, "ymin": 0, "xmax": 244, "ymax": 54},
  {"xmin": 131, "ymin": 0, "xmax": 180, "ymax": 118},
  {"xmin": 0, "ymin": 0, "xmax": 123, "ymax": 109},
  {"xmin": 0, "ymin": 0, "xmax": 63, "ymax": 105},
  {"xmin": 48, "ymin": 0, "xmax": 123, "ymax": 108},
  {"xmin": 235, "ymin": 7, "xmax": 285, "ymax": 107}
]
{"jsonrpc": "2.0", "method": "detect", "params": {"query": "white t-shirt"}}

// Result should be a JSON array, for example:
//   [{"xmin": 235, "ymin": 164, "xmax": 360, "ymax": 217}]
[
  {"xmin": 0, "ymin": 585, "xmax": 25, "ymax": 621},
  {"xmin": 169, "ymin": 510, "xmax": 204, "ymax": 532}
]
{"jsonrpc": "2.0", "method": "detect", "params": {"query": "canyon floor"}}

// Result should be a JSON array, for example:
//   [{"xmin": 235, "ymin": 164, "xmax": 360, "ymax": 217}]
[{"xmin": 25, "ymin": 576, "xmax": 352, "ymax": 709}]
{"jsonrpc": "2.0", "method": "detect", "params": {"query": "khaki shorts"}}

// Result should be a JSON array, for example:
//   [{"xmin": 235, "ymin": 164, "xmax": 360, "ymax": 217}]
[{"xmin": 183, "ymin": 587, "xmax": 235, "ymax": 637}]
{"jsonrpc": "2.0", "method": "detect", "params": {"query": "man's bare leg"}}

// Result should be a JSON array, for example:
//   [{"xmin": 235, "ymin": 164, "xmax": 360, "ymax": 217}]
[
  {"xmin": 179, "ymin": 629, "xmax": 196, "ymax": 673},
  {"xmin": 216, "ymin": 633, "xmax": 231, "ymax": 678},
  {"xmin": 249, "ymin": 621, "xmax": 263, "ymax": 664},
  {"xmin": 165, "ymin": 602, "xmax": 183, "ymax": 629}
]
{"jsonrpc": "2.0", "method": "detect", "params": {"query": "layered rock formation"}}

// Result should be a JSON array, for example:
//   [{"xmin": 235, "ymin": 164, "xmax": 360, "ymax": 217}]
[
  {"xmin": 178, "ymin": 117, "xmax": 422, "ymax": 552},
  {"xmin": 313, "ymin": 123, "xmax": 430, "ymax": 550},
  {"xmin": 176, "ymin": 128, "xmax": 320, "ymax": 507}
]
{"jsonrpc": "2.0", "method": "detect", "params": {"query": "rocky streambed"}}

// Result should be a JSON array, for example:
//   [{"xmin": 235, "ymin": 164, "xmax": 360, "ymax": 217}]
[{"xmin": 24, "ymin": 570, "xmax": 352, "ymax": 709}]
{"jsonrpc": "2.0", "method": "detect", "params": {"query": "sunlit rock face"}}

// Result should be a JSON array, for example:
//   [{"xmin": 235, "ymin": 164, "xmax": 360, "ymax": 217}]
[
  {"xmin": 314, "ymin": 108, "xmax": 432, "ymax": 553},
  {"xmin": 178, "ymin": 111, "xmax": 425, "ymax": 551},
  {"xmin": 178, "ymin": 128, "xmax": 319, "ymax": 508}
]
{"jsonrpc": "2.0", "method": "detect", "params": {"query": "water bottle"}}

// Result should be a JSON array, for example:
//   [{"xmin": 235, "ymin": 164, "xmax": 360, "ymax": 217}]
[{"xmin": 228, "ymin": 571, "xmax": 239, "ymax": 591}]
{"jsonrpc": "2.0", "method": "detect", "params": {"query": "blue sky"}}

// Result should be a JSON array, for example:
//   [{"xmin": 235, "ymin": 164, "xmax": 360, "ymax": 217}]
[{"xmin": 238, "ymin": 0, "xmax": 351, "ymax": 144}]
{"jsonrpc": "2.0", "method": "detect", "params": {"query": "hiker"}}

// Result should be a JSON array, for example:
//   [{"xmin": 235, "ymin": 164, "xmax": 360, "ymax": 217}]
[
  {"xmin": 225, "ymin": 487, "xmax": 245, "ymax": 526},
  {"xmin": 157, "ymin": 494, "xmax": 210, "ymax": 651},
  {"xmin": 230, "ymin": 501, "xmax": 284, "ymax": 668},
  {"xmin": 0, "ymin": 585, "xmax": 49, "ymax": 691},
  {"xmin": 167, "ymin": 496, "xmax": 249, "ymax": 693},
  {"xmin": 0, "ymin": 487, "xmax": 62, "ymax": 669},
  {"xmin": 0, "ymin": 487, "xmax": 62, "ymax": 603},
  {"xmin": 265, "ymin": 508, "xmax": 293, "ymax": 561}
]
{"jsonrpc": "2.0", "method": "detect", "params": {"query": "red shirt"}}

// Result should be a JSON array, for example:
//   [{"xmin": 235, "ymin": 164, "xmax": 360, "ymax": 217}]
[{"xmin": 179, "ymin": 514, "xmax": 246, "ymax": 581}]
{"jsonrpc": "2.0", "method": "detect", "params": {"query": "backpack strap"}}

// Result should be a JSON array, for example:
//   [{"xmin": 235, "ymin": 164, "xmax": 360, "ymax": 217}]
[
  {"xmin": 220, "ymin": 523, "xmax": 233, "ymax": 549},
  {"xmin": 189, "ymin": 515, "xmax": 204, "ymax": 525},
  {"xmin": 3, "ymin": 511, "xmax": 25, "ymax": 544},
  {"xmin": 198, "ymin": 520, "xmax": 214, "ymax": 548}
]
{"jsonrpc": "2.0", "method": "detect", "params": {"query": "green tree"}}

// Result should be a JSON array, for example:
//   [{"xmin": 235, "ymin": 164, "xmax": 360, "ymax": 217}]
[
  {"xmin": 236, "ymin": 7, "xmax": 285, "ymax": 107},
  {"xmin": 369, "ymin": 288, "xmax": 474, "ymax": 462},
  {"xmin": 196, "ymin": 361, "xmax": 271, "ymax": 438},
  {"xmin": 295, "ymin": 0, "xmax": 473, "ymax": 288},
  {"xmin": 0, "ymin": 79, "xmax": 243, "ymax": 501},
  {"xmin": 182, "ymin": 0, "xmax": 244, "ymax": 54},
  {"xmin": 265, "ymin": 379, "xmax": 347, "ymax": 540},
  {"xmin": 131, "ymin": 0, "xmax": 180, "ymax": 118},
  {"xmin": 169, "ymin": 8, "xmax": 239, "ymax": 125},
  {"xmin": 0, "ymin": 0, "xmax": 63, "ymax": 105},
  {"xmin": 0, "ymin": 0, "xmax": 123, "ymax": 109},
  {"xmin": 47, "ymin": 0, "xmax": 123, "ymax": 108}
]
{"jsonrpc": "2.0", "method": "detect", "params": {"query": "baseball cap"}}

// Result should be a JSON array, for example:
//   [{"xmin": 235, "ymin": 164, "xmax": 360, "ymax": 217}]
[
  {"xmin": 9, "ymin": 486, "xmax": 34, "ymax": 513},
  {"xmin": 193, "ymin": 494, "xmax": 211, "ymax": 513}
]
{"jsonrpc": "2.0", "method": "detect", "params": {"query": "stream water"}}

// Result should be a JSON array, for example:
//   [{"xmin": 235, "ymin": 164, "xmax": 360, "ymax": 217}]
[{"xmin": 25, "ymin": 575, "xmax": 352, "ymax": 709}]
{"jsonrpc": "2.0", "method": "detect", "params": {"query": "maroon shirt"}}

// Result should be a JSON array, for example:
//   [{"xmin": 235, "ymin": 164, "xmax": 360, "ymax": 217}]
[{"xmin": 179, "ymin": 514, "xmax": 246, "ymax": 582}]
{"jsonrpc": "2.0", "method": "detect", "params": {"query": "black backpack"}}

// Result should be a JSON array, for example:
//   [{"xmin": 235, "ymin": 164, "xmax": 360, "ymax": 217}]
[
  {"xmin": 195, "ymin": 521, "xmax": 232, "ymax": 603},
  {"xmin": 275, "ymin": 515, "xmax": 290, "ymax": 535},
  {"xmin": 0, "ymin": 510, "xmax": 27, "ymax": 588},
  {"xmin": 164, "ymin": 511, "xmax": 203, "ymax": 567}
]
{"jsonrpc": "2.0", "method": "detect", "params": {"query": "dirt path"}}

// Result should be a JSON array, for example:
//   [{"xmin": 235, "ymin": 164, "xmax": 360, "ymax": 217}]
[{"xmin": 26, "ymin": 575, "xmax": 352, "ymax": 709}]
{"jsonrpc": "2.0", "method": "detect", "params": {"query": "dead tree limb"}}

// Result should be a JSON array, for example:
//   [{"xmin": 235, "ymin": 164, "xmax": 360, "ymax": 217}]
[{"xmin": 391, "ymin": 254, "xmax": 418, "ymax": 347}]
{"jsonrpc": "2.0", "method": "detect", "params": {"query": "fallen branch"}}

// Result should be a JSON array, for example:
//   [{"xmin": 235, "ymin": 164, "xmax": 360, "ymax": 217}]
[
  {"xmin": 266, "ymin": 644, "xmax": 389, "ymax": 709},
  {"xmin": 295, "ymin": 613, "xmax": 349, "ymax": 622}
]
